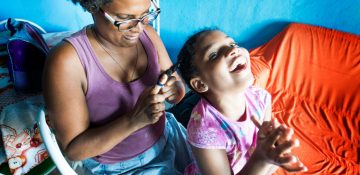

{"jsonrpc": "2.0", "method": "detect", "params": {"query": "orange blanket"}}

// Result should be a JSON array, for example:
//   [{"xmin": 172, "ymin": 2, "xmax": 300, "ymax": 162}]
[{"xmin": 250, "ymin": 23, "xmax": 360, "ymax": 174}]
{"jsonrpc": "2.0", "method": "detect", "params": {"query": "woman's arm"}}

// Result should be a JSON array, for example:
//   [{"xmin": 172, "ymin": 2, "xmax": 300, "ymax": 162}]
[
  {"xmin": 144, "ymin": 26, "xmax": 186, "ymax": 104},
  {"xmin": 43, "ymin": 42, "xmax": 166, "ymax": 161},
  {"xmin": 191, "ymin": 146, "xmax": 233, "ymax": 175}
]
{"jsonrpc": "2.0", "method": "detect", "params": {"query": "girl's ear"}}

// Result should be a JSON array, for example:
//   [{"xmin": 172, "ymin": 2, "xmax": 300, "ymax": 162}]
[{"xmin": 190, "ymin": 77, "xmax": 208, "ymax": 93}]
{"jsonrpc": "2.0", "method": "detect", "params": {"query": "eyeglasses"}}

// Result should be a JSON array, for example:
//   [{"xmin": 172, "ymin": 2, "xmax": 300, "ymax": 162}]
[{"xmin": 102, "ymin": 0, "xmax": 160, "ymax": 32}]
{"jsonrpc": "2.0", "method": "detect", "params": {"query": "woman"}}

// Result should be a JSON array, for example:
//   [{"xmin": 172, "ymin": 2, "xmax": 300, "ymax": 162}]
[{"xmin": 43, "ymin": 0, "xmax": 193, "ymax": 174}]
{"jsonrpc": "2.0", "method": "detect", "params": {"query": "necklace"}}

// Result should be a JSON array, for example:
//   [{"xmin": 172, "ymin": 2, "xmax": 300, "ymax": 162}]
[{"xmin": 91, "ymin": 26, "xmax": 139, "ymax": 82}]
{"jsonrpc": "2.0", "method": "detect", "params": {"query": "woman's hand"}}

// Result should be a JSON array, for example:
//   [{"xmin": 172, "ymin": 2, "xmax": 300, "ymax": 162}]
[
  {"xmin": 160, "ymin": 75, "xmax": 186, "ymax": 104},
  {"xmin": 128, "ymin": 74, "xmax": 168, "ymax": 130}
]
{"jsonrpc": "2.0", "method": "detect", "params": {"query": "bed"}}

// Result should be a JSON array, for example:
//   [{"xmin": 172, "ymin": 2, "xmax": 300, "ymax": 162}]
[
  {"xmin": 170, "ymin": 22, "xmax": 360, "ymax": 174},
  {"xmin": 0, "ymin": 21, "xmax": 358, "ymax": 174}
]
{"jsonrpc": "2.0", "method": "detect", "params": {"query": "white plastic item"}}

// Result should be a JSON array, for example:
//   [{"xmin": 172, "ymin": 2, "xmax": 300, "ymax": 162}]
[{"xmin": 37, "ymin": 109, "xmax": 77, "ymax": 175}]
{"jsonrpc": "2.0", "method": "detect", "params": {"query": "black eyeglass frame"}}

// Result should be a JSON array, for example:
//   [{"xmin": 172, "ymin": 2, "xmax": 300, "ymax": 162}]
[{"xmin": 101, "ymin": 0, "xmax": 160, "ymax": 32}]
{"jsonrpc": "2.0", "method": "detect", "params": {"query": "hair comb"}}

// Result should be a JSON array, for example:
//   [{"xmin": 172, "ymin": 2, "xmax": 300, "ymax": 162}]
[{"xmin": 163, "ymin": 63, "xmax": 179, "ymax": 77}]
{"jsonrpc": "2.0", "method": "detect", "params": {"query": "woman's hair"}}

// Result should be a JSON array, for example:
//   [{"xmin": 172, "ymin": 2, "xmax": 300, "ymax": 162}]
[
  {"xmin": 71, "ymin": 0, "xmax": 112, "ymax": 13},
  {"xmin": 177, "ymin": 28, "xmax": 217, "ymax": 91}
]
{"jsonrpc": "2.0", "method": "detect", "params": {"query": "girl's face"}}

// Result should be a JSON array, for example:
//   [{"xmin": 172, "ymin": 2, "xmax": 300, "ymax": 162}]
[
  {"xmin": 94, "ymin": 0, "xmax": 151, "ymax": 47},
  {"xmin": 191, "ymin": 30, "xmax": 253, "ymax": 95}
]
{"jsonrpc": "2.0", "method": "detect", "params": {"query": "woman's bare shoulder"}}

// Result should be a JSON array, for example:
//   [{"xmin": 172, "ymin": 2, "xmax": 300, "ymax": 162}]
[
  {"xmin": 143, "ymin": 26, "xmax": 172, "ymax": 70},
  {"xmin": 47, "ymin": 41, "xmax": 80, "ymax": 67},
  {"xmin": 44, "ymin": 40, "xmax": 87, "ymax": 91},
  {"xmin": 45, "ymin": 40, "xmax": 86, "ymax": 78},
  {"xmin": 143, "ymin": 26, "xmax": 160, "ymax": 43}
]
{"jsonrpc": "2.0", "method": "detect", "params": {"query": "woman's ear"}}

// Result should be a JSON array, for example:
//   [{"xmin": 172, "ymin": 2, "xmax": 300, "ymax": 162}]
[{"xmin": 190, "ymin": 77, "xmax": 208, "ymax": 93}]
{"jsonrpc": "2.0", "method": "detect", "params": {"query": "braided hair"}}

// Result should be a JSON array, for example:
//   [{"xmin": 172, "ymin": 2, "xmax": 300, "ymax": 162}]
[{"xmin": 177, "ymin": 28, "xmax": 217, "ymax": 91}]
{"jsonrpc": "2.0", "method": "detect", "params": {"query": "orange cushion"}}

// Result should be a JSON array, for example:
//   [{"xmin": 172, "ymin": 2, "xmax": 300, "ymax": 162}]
[{"xmin": 250, "ymin": 23, "xmax": 360, "ymax": 174}]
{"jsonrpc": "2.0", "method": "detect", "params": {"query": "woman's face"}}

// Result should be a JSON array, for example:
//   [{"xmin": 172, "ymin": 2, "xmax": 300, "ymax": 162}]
[
  {"xmin": 192, "ymin": 30, "xmax": 253, "ymax": 94},
  {"xmin": 94, "ymin": 0, "xmax": 151, "ymax": 47}
]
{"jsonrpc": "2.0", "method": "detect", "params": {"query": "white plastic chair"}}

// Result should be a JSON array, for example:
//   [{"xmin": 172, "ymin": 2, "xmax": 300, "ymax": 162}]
[{"xmin": 37, "ymin": 109, "xmax": 77, "ymax": 175}]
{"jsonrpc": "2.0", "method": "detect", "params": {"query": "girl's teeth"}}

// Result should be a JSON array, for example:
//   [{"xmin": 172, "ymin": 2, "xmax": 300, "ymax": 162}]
[{"xmin": 239, "ymin": 59, "xmax": 246, "ymax": 65}]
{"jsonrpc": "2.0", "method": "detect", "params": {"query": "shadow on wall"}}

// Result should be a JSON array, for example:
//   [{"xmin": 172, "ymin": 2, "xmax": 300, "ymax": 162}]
[
  {"xmin": 165, "ymin": 21, "xmax": 291, "ymax": 63},
  {"xmin": 240, "ymin": 21, "xmax": 291, "ymax": 50}
]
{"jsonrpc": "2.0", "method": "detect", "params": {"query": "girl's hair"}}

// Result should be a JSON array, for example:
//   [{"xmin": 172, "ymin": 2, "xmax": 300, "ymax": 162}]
[
  {"xmin": 71, "ymin": 0, "xmax": 112, "ymax": 13},
  {"xmin": 177, "ymin": 28, "xmax": 217, "ymax": 91}
]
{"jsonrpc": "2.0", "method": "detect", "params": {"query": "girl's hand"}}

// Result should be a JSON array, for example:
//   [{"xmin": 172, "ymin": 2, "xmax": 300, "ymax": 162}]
[
  {"xmin": 128, "ymin": 74, "xmax": 168, "ymax": 130},
  {"xmin": 252, "ymin": 118, "xmax": 307, "ymax": 173}
]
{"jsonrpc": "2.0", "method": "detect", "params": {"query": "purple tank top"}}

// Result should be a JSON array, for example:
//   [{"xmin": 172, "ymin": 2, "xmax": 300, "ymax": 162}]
[{"xmin": 65, "ymin": 26, "xmax": 165, "ymax": 163}]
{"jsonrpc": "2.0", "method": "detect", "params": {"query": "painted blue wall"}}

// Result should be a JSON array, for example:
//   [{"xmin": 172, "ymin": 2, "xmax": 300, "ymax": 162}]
[
  {"xmin": 1, "ymin": 0, "xmax": 359, "ymax": 61},
  {"xmin": 0, "ymin": 0, "xmax": 92, "ymax": 32},
  {"xmin": 161, "ymin": 0, "xmax": 360, "ymax": 60}
]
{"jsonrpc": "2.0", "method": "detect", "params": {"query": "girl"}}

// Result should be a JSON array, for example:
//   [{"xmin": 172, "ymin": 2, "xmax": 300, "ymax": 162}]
[{"xmin": 177, "ymin": 29, "xmax": 307, "ymax": 175}]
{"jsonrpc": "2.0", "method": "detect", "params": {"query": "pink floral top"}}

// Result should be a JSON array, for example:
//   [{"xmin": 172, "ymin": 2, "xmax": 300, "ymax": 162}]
[{"xmin": 185, "ymin": 86, "xmax": 271, "ymax": 174}]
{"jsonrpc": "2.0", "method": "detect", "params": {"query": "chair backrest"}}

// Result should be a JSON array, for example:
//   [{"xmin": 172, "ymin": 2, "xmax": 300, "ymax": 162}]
[{"xmin": 37, "ymin": 109, "xmax": 77, "ymax": 175}]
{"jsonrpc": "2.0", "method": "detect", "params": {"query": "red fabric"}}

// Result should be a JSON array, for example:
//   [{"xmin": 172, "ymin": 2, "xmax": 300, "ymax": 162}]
[{"xmin": 250, "ymin": 23, "xmax": 360, "ymax": 174}]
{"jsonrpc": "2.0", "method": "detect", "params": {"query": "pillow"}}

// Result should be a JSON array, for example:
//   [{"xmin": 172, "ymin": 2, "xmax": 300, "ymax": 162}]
[{"xmin": 250, "ymin": 23, "xmax": 360, "ymax": 174}]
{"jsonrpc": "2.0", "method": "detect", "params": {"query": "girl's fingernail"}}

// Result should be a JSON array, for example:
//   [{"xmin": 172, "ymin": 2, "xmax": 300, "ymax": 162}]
[
  {"xmin": 289, "ymin": 128, "xmax": 294, "ymax": 135},
  {"xmin": 294, "ymin": 139, "xmax": 300, "ymax": 147},
  {"xmin": 303, "ymin": 167, "xmax": 308, "ymax": 172}
]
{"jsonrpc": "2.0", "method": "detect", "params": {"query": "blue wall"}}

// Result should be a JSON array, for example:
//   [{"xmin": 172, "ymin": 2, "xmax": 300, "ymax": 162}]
[
  {"xmin": 0, "ymin": 0, "xmax": 92, "ymax": 32},
  {"xmin": 161, "ymin": 0, "xmax": 360, "ymax": 60},
  {"xmin": 1, "ymin": 0, "xmax": 359, "ymax": 61}
]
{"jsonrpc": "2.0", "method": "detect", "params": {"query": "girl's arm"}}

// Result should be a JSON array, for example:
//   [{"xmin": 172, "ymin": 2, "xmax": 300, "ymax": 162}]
[
  {"xmin": 191, "ymin": 146, "xmax": 233, "ymax": 175},
  {"xmin": 236, "ymin": 102, "xmax": 276, "ymax": 174},
  {"xmin": 263, "ymin": 103, "xmax": 280, "ymax": 174},
  {"xmin": 250, "ymin": 103, "xmax": 306, "ymax": 174},
  {"xmin": 193, "ymin": 145, "xmax": 279, "ymax": 175}
]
